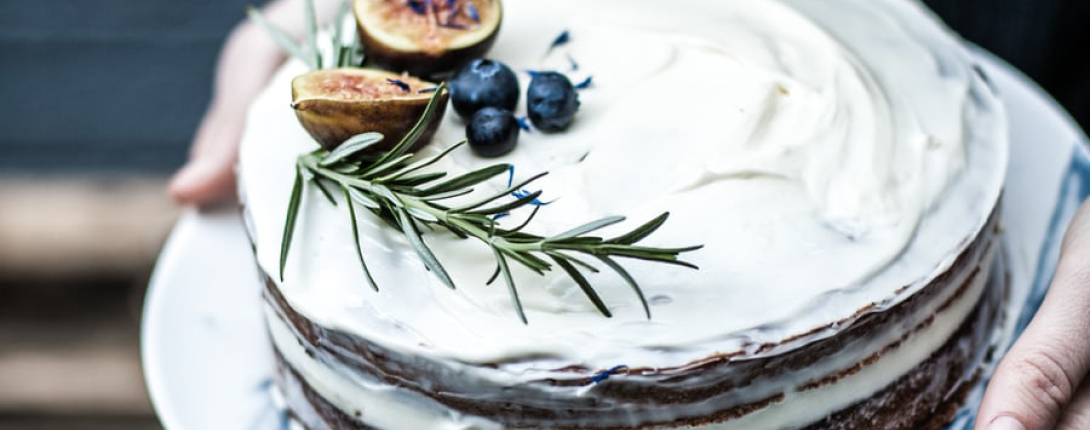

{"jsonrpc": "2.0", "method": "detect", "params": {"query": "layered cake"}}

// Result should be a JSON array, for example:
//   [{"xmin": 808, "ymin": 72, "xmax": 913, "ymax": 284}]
[{"xmin": 237, "ymin": 0, "xmax": 1009, "ymax": 428}]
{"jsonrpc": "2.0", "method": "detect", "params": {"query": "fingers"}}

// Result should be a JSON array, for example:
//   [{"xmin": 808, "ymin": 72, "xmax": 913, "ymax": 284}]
[
  {"xmin": 170, "ymin": 0, "xmax": 343, "ymax": 207},
  {"xmin": 169, "ymin": 154, "xmax": 237, "ymax": 205},
  {"xmin": 169, "ymin": 21, "xmax": 278, "ymax": 206},
  {"xmin": 976, "ymin": 200, "xmax": 1090, "ymax": 430},
  {"xmin": 169, "ymin": 107, "xmax": 241, "ymax": 205}
]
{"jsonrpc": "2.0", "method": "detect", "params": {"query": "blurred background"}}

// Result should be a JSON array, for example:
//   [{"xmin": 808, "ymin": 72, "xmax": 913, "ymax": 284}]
[{"xmin": 0, "ymin": 0, "xmax": 1086, "ymax": 429}]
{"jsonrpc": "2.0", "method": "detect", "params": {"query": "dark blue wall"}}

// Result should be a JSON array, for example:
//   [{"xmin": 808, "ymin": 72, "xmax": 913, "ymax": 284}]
[
  {"xmin": 924, "ymin": 0, "xmax": 1090, "ymax": 135},
  {"xmin": 0, "ymin": 0, "xmax": 263, "ymax": 171},
  {"xmin": 0, "ymin": 0, "xmax": 1085, "ymax": 172}
]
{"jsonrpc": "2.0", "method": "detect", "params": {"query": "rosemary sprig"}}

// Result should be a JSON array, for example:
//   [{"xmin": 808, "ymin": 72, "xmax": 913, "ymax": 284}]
[
  {"xmin": 280, "ymin": 85, "xmax": 702, "ymax": 324},
  {"xmin": 303, "ymin": 0, "xmax": 321, "ymax": 68},
  {"xmin": 248, "ymin": 0, "xmax": 363, "ymax": 70}
]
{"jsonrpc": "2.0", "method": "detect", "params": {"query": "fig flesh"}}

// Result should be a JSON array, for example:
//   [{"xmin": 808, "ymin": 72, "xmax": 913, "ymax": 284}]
[
  {"xmin": 291, "ymin": 68, "xmax": 449, "ymax": 150},
  {"xmin": 353, "ymin": 0, "xmax": 502, "ymax": 78}
]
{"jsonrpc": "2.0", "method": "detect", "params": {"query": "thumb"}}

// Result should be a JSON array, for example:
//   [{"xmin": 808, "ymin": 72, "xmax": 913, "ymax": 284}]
[
  {"xmin": 976, "ymin": 201, "xmax": 1090, "ymax": 430},
  {"xmin": 169, "ymin": 104, "xmax": 243, "ymax": 206},
  {"xmin": 169, "ymin": 156, "xmax": 237, "ymax": 205}
]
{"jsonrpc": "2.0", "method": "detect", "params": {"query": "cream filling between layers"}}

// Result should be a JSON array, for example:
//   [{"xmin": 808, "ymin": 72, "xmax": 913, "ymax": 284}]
[
  {"xmin": 267, "ymin": 243, "xmax": 996, "ymax": 429},
  {"xmin": 266, "ymin": 305, "xmax": 501, "ymax": 430},
  {"xmin": 239, "ymin": 0, "xmax": 1007, "ymax": 376}
]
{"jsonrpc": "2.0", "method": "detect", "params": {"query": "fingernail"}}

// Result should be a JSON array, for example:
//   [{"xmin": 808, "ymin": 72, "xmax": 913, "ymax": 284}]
[{"xmin": 987, "ymin": 416, "xmax": 1026, "ymax": 430}]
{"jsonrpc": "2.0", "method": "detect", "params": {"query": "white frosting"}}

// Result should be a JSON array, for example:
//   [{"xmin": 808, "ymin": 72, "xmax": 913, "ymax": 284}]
[{"xmin": 239, "ymin": 0, "xmax": 1007, "ymax": 413}]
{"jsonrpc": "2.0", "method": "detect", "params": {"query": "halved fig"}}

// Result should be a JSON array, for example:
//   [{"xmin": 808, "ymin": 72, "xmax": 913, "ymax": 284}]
[
  {"xmin": 354, "ymin": 0, "xmax": 502, "ymax": 78},
  {"xmin": 291, "ymin": 68, "xmax": 449, "ymax": 151}
]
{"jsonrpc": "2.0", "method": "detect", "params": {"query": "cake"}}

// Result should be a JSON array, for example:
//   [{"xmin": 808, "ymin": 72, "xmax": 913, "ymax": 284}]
[{"xmin": 237, "ymin": 0, "xmax": 1009, "ymax": 428}]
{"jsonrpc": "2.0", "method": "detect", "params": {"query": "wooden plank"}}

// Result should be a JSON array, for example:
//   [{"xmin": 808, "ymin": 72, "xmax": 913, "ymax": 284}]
[
  {"xmin": 0, "ymin": 347, "xmax": 150, "ymax": 414},
  {"xmin": 0, "ymin": 175, "xmax": 178, "ymax": 281},
  {"xmin": 0, "ymin": 276, "xmax": 152, "ymax": 415}
]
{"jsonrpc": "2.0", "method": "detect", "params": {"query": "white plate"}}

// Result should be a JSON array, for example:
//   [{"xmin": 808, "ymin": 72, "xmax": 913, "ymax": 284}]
[{"xmin": 141, "ymin": 51, "xmax": 1090, "ymax": 430}]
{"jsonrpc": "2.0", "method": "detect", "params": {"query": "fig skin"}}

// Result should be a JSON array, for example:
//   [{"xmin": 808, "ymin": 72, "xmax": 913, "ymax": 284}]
[
  {"xmin": 291, "ymin": 68, "xmax": 449, "ymax": 151},
  {"xmin": 353, "ymin": 0, "xmax": 503, "ymax": 79}
]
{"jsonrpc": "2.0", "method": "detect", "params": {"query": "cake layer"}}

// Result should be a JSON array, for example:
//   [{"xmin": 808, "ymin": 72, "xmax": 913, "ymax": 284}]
[
  {"xmin": 272, "ymin": 265, "xmax": 1002, "ymax": 430},
  {"xmin": 260, "ymin": 213, "xmax": 1002, "ymax": 429}
]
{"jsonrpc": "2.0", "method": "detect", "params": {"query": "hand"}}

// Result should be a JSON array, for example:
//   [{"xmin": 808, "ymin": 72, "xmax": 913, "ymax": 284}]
[
  {"xmin": 170, "ymin": 0, "xmax": 338, "ymax": 206},
  {"xmin": 976, "ymin": 199, "xmax": 1090, "ymax": 430}
]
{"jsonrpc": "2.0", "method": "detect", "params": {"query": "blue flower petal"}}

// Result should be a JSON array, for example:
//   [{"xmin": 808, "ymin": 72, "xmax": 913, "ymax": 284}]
[
  {"xmin": 386, "ymin": 78, "xmax": 411, "ymax": 92},
  {"xmin": 574, "ymin": 76, "xmax": 593, "ymax": 90},
  {"xmin": 548, "ymin": 30, "xmax": 571, "ymax": 54},
  {"xmin": 506, "ymin": 166, "xmax": 552, "ymax": 206},
  {"xmin": 590, "ymin": 365, "xmax": 629, "ymax": 384},
  {"xmin": 467, "ymin": 3, "xmax": 480, "ymax": 23}
]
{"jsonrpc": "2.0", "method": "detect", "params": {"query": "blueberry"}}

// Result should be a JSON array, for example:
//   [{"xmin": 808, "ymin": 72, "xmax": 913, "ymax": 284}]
[
  {"xmin": 466, "ymin": 107, "xmax": 519, "ymax": 158},
  {"xmin": 526, "ymin": 72, "xmax": 579, "ymax": 132},
  {"xmin": 449, "ymin": 59, "xmax": 520, "ymax": 119}
]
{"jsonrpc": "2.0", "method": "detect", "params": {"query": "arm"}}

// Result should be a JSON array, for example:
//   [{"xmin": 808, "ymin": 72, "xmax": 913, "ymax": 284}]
[{"xmin": 170, "ymin": 0, "xmax": 340, "ymax": 205}]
